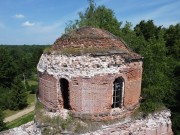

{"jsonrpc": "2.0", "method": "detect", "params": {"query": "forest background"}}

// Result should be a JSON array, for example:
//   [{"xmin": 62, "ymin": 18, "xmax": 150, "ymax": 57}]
[{"xmin": 0, "ymin": 0, "xmax": 179, "ymax": 134}]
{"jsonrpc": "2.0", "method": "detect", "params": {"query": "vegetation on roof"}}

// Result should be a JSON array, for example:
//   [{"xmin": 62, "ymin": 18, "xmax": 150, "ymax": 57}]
[{"xmin": 43, "ymin": 46, "xmax": 129, "ymax": 56}]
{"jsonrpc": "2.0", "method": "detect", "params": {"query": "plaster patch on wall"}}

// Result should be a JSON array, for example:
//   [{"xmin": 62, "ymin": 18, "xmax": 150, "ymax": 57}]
[{"xmin": 37, "ymin": 54, "xmax": 129, "ymax": 79}]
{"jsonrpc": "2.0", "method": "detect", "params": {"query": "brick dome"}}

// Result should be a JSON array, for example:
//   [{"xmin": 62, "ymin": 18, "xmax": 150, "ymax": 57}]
[
  {"xmin": 37, "ymin": 26, "xmax": 143, "ymax": 121},
  {"xmin": 51, "ymin": 26, "xmax": 141, "ymax": 60},
  {"xmin": 52, "ymin": 26, "xmax": 129, "ymax": 50}
]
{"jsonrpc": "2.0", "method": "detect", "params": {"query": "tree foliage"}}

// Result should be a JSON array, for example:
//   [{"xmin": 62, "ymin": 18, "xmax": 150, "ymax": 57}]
[
  {"xmin": 0, "ymin": 110, "xmax": 6, "ymax": 131},
  {"xmin": 134, "ymin": 20, "xmax": 162, "ymax": 41},
  {"xmin": 164, "ymin": 23, "xmax": 180, "ymax": 59},
  {"xmin": 0, "ymin": 45, "xmax": 46, "ymax": 111},
  {"xmin": 65, "ymin": 0, "xmax": 121, "ymax": 36},
  {"xmin": 0, "ymin": 48, "xmax": 16, "ymax": 87},
  {"xmin": 9, "ymin": 76, "xmax": 28, "ymax": 110},
  {"xmin": 140, "ymin": 31, "xmax": 174, "ymax": 112},
  {"xmin": 0, "ymin": 1, "xmax": 179, "ymax": 133},
  {"xmin": 65, "ymin": 1, "xmax": 179, "ymax": 125},
  {"xmin": 0, "ymin": 45, "xmax": 46, "ymax": 131},
  {"xmin": 66, "ymin": 2, "xmax": 180, "ymax": 131}
]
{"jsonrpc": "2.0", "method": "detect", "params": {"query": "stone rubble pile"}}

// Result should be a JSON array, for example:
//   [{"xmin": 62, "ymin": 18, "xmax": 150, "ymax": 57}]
[
  {"xmin": 83, "ymin": 110, "xmax": 173, "ymax": 135},
  {"xmin": 0, "ymin": 110, "xmax": 173, "ymax": 135},
  {"xmin": 43, "ymin": 109, "xmax": 69, "ymax": 119},
  {"xmin": 0, "ymin": 121, "xmax": 41, "ymax": 135}
]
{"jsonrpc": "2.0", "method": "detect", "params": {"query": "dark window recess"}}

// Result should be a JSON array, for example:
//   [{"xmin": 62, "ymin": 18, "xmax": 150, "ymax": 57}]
[
  {"xmin": 112, "ymin": 77, "xmax": 123, "ymax": 108},
  {"xmin": 60, "ymin": 78, "xmax": 71, "ymax": 109}
]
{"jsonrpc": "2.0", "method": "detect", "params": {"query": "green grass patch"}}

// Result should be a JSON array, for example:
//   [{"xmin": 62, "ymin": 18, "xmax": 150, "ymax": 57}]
[
  {"xmin": 27, "ymin": 93, "xmax": 35, "ymax": 105},
  {"xmin": 3, "ymin": 109, "xmax": 21, "ymax": 118},
  {"xmin": 6, "ymin": 111, "xmax": 34, "ymax": 129},
  {"xmin": 46, "ymin": 46, "xmax": 128, "ymax": 56},
  {"xmin": 27, "ymin": 75, "xmax": 38, "ymax": 94},
  {"xmin": 60, "ymin": 47, "xmax": 127, "ymax": 55},
  {"xmin": 28, "ymin": 80, "xmax": 38, "ymax": 86}
]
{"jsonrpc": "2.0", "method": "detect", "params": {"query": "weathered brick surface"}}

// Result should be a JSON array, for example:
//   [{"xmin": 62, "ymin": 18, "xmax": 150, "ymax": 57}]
[
  {"xmin": 69, "ymin": 77, "xmax": 83, "ymax": 112},
  {"xmin": 37, "ymin": 27, "xmax": 143, "ymax": 120},
  {"xmin": 124, "ymin": 61, "xmax": 143, "ymax": 107},
  {"xmin": 82, "ymin": 110, "xmax": 173, "ymax": 135},
  {"xmin": 38, "ymin": 58, "xmax": 143, "ymax": 120},
  {"xmin": 38, "ymin": 72, "xmax": 58, "ymax": 110},
  {"xmin": 35, "ymin": 27, "xmax": 173, "ymax": 134},
  {"xmin": 52, "ymin": 27, "xmax": 130, "ymax": 53}
]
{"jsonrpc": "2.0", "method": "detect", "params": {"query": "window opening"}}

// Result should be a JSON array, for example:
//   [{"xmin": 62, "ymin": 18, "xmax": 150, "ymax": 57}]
[
  {"xmin": 112, "ymin": 77, "xmax": 123, "ymax": 108},
  {"xmin": 60, "ymin": 78, "xmax": 71, "ymax": 109}
]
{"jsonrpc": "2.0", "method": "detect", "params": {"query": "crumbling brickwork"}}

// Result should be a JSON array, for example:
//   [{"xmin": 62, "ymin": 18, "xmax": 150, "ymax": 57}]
[
  {"xmin": 38, "ymin": 54, "xmax": 142, "ymax": 120},
  {"xmin": 38, "ymin": 72, "xmax": 58, "ymax": 111},
  {"xmin": 37, "ymin": 26, "xmax": 143, "ymax": 120},
  {"xmin": 82, "ymin": 110, "xmax": 173, "ymax": 135},
  {"xmin": 52, "ymin": 27, "xmax": 129, "ymax": 51}
]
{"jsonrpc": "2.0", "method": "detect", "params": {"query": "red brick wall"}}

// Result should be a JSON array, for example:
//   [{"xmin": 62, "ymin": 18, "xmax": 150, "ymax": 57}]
[
  {"xmin": 52, "ymin": 38, "xmax": 128, "ymax": 52},
  {"xmin": 69, "ymin": 77, "xmax": 82, "ymax": 112},
  {"xmin": 123, "ymin": 61, "xmax": 143, "ymax": 108},
  {"xmin": 69, "ymin": 61, "xmax": 142, "ymax": 116},
  {"xmin": 38, "ymin": 61, "xmax": 143, "ymax": 120},
  {"xmin": 38, "ymin": 72, "xmax": 58, "ymax": 110},
  {"xmin": 80, "ymin": 75, "xmax": 114, "ymax": 113}
]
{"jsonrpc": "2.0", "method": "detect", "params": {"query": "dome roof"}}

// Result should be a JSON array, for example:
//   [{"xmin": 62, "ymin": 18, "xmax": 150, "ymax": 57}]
[
  {"xmin": 51, "ymin": 27, "xmax": 128, "ymax": 51},
  {"xmin": 50, "ymin": 26, "xmax": 142, "ymax": 60}
]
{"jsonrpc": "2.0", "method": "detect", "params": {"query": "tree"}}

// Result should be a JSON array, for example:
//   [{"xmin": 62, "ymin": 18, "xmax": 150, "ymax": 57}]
[
  {"xmin": 0, "ymin": 48, "xmax": 16, "ymax": 87},
  {"xmin": 119, "ymin": 21, "xmax": 146, "ymax": 53},
  {"xmin": 139, "ymin": 30, "xmax": 175, "ymax": 113},
  {"xmin": 134, "ymin": 20, "xmax": 162, "ymax": 41},
  {"xmin": 164, "ymin": 23, "xmax": 180, "ymax": 59},
  {"xmin": 9, "ymin": 76, "xmax": 28, "ymax": 110},
  {"xmin": 65, "ymin": 0, "xmax": 121, "ymax": 36},
  {"xmin": 164, "ymin": 23, "xmax": 180, "ymax": 134},
  {"xmin": 0, "ymin": 110, "xmax": 6, "ymax": 131}
]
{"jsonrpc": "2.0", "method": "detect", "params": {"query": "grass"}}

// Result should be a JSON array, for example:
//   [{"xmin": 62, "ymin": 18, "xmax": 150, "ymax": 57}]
[
  {"xmin": 25, "ymin": 75, "xmax": 37, "ymax": 106},
  {"xmin": 28, "ymin": 80, "xmax": 38, "ymax": 86},
  {"xmin": 35, "ymin": 101, "xmax": 101, "ymax": 134},
  {"xmin": 3, "ymin": 109, "xmax": 20, "ymax": 118},
  {"xmin": 4, "ymin": 92, "xmax": 35, "ymax": 117},
  {"xmin": 44, "ymin": 46, "xmax": 128, "ymax": 56},
  {"xmin": 62, "ymin": 47, "xmax": 127, "ymax": 55},
  {"xmin": 35, "ymin": 101, "xmax": 76, "ymax": 134},
  {"xmin": 27, "ymin": 93, "xmax": 35, "ymax": 105},
  {"xmin": 2, "ymin": 74, "xmax": 37, "ymax": 129},
  {"xmin": 6, "ymin": 111, "xmax": 34, "ymax": 129}
]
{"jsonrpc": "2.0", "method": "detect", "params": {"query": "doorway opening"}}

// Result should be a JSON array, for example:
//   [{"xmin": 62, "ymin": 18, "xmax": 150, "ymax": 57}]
[
  {"xmin": 112, "ymin": 77, "xmax": 124, "ymax": 108},
  {"xmin": 60, "ymin": 78, "xmax": 71, "ymax": 109}
]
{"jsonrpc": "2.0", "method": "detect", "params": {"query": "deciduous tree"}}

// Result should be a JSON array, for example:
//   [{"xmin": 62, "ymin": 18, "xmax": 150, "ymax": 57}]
[
  {"xmin": 0, "ymin": 110, "xmax": 6, "ymax": 131},
  {"xmin": 65, "ymin": 0, "xmax": 121, "ymax": 36},
  {"xmin": 9, "ymin": 76, "xmax": 28, "ymax": 110}
]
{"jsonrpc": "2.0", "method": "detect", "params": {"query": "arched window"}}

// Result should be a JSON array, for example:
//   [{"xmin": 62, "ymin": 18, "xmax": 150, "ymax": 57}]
[
  {"xmin": 112, "ymin": 77, "xmax": 124, "ymax": 108},
  {"xmin": 60, "ymin": 78, "xmax": 71, "ymax": 109}
]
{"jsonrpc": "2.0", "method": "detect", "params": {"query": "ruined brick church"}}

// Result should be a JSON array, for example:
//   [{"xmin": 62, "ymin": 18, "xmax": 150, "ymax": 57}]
[{"xmin": 37, "ymin": 26, "xmax": 143, "ymax": 120}]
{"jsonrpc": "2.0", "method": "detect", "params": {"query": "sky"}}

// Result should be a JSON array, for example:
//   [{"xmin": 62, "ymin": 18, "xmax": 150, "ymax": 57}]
[{"xmin": 0, "ymin": 0, "xmax": 179, "ymax": 45}]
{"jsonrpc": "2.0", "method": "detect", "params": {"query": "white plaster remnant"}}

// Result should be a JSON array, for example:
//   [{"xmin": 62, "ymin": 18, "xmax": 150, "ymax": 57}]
[
  {"xmin": 43, "ymin": 109, "xmax": 69, "ymax": 119},
  {"xmin": 0, "ymin": 121, "xmax": 41, "ymax": 135},
  {"xmin": 37, "ymin": 54, "xmax": 128, "ymax": 78}
]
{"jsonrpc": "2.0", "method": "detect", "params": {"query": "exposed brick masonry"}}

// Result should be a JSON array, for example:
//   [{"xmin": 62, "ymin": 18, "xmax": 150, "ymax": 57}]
[
  {"xmin": 82, "ymin": 110, "xmax": 173, "ymax": 135},
  {"xmin": 37, "ymin": 54, "xmax": 142, "ymax": 120},
  {"xmin": 37, "ymin": 26, "xmax": 143, "ymax": 120},
  {"xmin": 36, "ymin": 26, "xmax": 173, "ymax": 134}
]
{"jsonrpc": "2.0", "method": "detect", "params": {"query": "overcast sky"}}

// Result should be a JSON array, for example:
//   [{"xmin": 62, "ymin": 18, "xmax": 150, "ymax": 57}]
[{"xmin": 0, "ymin": 0, "xmax": 179, "ymax": 45}]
